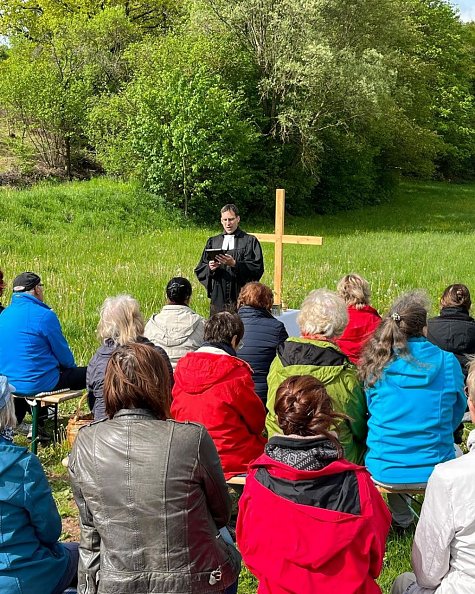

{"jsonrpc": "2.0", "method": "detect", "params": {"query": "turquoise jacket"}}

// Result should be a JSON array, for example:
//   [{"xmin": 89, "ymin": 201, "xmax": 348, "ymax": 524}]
[
  {"xmin": 365, "ymin": 337, "xmax": 466, "ymax": 484},
  {"xmin": 0, "ymin": 437, "xmax": 69, "ymax": 594},
  {"xmin": 266, "ymin": 338, "xmax": 367, "ymax": 465}
]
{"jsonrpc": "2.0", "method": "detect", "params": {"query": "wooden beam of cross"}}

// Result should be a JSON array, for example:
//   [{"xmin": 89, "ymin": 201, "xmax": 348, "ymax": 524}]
[{"xmin": 252, "ymin": 189, "xmax": 323, "ymax": 308}]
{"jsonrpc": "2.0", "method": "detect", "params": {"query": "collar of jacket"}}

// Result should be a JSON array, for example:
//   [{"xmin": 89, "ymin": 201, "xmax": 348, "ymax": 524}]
[
  {"xmin": 11, "ymin": 292, "xmax": 51, "ymax": 310},
  {"xmin": 222, "ymin": 227, "xmax": 245, "ymax": 239},
  {"xmin": 112, "ymin": 408, "xmax": 160, "ymax": 420},
  {"xmin": 438, "ymin": 306, "xmax": 473, "ymax": 321}
]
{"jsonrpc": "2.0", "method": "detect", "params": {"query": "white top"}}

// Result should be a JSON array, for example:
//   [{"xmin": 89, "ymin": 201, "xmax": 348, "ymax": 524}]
[
  {"xmin": 222, "ymin": 234, "xmax": 235, "ymax": 250},
  {"xmin": 411, "ymin": 430, "xmax": 475, "ymax": 594}
]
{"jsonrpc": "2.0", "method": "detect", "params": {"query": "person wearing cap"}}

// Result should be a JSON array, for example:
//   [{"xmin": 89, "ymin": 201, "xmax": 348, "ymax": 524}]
[
  {"xmin": 0, "ymin": 375, "xmax": 79, "ymax": 594},
  {"xmin": 195, "ymin": 204, "xmax": 264, "ymax": 314},
  {"xmin": 0, "ymin": 272, "xmax": 86, "ymax": 424}
]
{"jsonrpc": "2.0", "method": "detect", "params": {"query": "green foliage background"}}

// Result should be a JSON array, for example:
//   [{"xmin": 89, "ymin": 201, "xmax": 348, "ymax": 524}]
[{"xmin": 0, "ymin": 0, "xmax": 474, "ymax": 216}]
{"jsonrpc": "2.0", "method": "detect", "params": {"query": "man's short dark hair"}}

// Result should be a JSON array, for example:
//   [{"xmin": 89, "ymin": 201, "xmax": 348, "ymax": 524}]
[
  {"xmin": 220, "ymin": 204, "xmax": 239, "ymax": 216},
  {"xmin": 204, "ymin": 312, "xmax": 244, "ymax": 345}
]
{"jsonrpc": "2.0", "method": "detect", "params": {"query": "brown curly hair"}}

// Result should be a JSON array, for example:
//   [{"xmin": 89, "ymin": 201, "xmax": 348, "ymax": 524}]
[{"xmin": 274, "ymin": 375, "xmax": 347, "ymax": 453}]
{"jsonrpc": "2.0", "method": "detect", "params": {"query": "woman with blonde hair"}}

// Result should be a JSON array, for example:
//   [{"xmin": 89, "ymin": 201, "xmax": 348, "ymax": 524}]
[
  {"xmin": 87, "ymin": 294, "xmax": 173, "ymax": 420},
  {"xmin": 359, "ymin": 291, "xmax": 466, "ymax": 531},
  {"xmin": 238, "ymin": 375, "xmax": 390, "ymax": 594},
  {"xmin": 335, "ymin": 273, "xmax": 381, "ymax": 364}
]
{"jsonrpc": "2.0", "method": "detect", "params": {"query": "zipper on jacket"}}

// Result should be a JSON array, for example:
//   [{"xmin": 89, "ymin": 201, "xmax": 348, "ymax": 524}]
[{"xmin": 209, "ymin": 565, "xmax": 222, "ymax": 585}]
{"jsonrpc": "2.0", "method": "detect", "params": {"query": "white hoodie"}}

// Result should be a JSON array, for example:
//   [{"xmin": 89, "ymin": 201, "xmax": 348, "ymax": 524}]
[{"xmin": 144, "ymin": 305, "xmax": 205, "ymax": 369}]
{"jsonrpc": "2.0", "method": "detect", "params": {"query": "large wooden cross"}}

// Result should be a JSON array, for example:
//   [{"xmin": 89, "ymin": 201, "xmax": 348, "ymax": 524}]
[{"xmin": 253, "ymin": 189, "xmax": 323, "ymax": 308}]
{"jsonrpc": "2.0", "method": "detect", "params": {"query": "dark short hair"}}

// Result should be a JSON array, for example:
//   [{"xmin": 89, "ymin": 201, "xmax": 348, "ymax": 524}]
[
  {"xmin": 204, "ymin": 312, "xmax": 244, "ymax": 345},
  {"xmin": 104, "ymin": 343, "xmax": 171, "ymax": 419},
  {"xmin": 275, "ymin": 375, "xmax": 346, "ymax": 452},
  {"xmin": 237, "ymin": 282, "xmax": 274, "ymax": 311},
  {"xmin": 166, "ymin": 277, "xmax": 192, "ymax": 305},
  {"xmin": 440, "ymin": 284, "xmax": 471, "ymax": 311},
  {"xmin": 220, "ymin": 204, "xmax": 239, "ymax": 216},
  {"xmin": 0, "ymin": 270, "xmax": 4, "ymax": 294}
]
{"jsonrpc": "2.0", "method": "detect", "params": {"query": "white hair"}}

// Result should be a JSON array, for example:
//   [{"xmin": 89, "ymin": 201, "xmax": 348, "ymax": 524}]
[
  {"xmin": 297, "ymin": 289, "xmax": 348, "ymax": 339},
  {"xmin": 97, "ymin": 295, "xmax": 144, "ymax": 345},
  {"xmin": 0, "ymin": 397, "xmax": 17, "ymax": 430}
]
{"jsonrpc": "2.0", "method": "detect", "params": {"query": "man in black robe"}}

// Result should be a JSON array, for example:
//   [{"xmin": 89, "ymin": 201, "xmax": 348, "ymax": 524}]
[{"xmin": 195, "ymin": 204, "xmax": 264, "ymax": 314}]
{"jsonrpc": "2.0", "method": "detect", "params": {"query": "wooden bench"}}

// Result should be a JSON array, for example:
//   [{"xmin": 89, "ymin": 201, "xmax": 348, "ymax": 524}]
[
  {"xmin": 375, "ymin": 483, "xmax": 426, "ymax": 519},
  {"xmin": 14, "ymin": 389, "xmax": 84, "ymax": 454}
]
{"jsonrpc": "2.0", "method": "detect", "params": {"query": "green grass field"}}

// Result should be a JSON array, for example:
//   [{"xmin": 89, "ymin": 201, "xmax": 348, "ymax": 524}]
[{"xmin": 1, "ymin": 177, "xmax": 474, "ymax": 593}]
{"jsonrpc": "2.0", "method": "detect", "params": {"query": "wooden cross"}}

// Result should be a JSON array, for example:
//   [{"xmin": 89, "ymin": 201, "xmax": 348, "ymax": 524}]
[{"xmin": 252, "ymin": 189, "xmax": 323, "ymax": 308}]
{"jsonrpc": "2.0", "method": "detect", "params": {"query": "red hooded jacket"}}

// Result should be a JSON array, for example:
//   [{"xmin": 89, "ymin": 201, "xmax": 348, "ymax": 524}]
[
  {"xmin": 171, "ymin": 347, "xmax": 267, "ymax": 479},
  {"xmin": 237, "ymin": 454, "xmax": 391, "ymax": 594},
  {"xmin": 336, "ymin": 305, "xmax": 381, "ymax": 364}
]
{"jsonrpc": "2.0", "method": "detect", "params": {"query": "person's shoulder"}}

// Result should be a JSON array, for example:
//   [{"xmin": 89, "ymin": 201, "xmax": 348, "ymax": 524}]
[{"xmin": 431, "ymin": 450, "xmax": 475, "ymax": 487}]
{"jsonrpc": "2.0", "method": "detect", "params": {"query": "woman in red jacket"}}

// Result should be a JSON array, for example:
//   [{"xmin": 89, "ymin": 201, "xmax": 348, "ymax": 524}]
[
  {"xmin": 237, "ymin": 375, "xmax": 391, "ymax": 594},
  {"xmin": 172, "ymin": 312, "xmax": 266, "ymax": 479},
  {"xmin": 336, "ymin": 273, "xmax": 381, "ymax": 364}
]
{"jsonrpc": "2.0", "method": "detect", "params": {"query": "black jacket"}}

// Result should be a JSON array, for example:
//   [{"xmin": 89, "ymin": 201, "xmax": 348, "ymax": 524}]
[
  {"xmin": 237, "ymin": 306, "xmax": 288, "ymax": 403},
  {"xmin": 195, "ymin": 228, "xmax": 264, "ymax": 311},
  {"xmin": 427, "ymin": 307, "xmax": 475, "ymax": 375},
  {"xmin": 69, "ymin": 410, "xmax": 241, "ymax": 594}
]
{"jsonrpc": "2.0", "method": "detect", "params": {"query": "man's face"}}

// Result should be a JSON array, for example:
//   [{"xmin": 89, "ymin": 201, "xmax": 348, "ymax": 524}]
[
  {"xmin": 33, "ymin": 283, "xmax": 44, "ymax": 302},
  {"xmin": 221, "ymin": 210, "xmax": 240, "ymax": 234}
]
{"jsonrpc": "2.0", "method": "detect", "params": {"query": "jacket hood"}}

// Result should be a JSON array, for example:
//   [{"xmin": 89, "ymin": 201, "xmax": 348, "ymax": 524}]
[
  {"xmin": 246, "ymin": 454, "xmax": 369, "ymax": 567},
  {"xmin": 174, "ymin": 350, "xmax": 250, "ymax": 394},
  {"xmin": 277, "ymin": 337, "xmax": 351, "ymax": 382},
  {"xmin": 146, "ymin": 306, "xmax": 203, "ymax": 347},
  {"xmin": 0, "ymin": 439, "xmax": 28, "ymax": 498},
  {"xmin": 384, "ymin": 337, "xmax": 445, "ymax": 388}
]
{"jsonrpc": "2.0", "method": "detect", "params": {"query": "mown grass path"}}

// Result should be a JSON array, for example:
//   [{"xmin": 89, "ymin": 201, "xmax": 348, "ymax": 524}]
[{"xmin": 1, "ymin": 178, "xmax": 474, "ymax": 592}]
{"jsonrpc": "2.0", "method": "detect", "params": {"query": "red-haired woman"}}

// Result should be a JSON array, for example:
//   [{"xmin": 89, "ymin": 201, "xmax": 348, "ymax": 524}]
[
  {"xmin": 237, "ymin": 375, "xmax": 391, "ymax": 594},
  {"xmin": 70, "ymin": 342, "xmax": 240, "ymax": 594}
]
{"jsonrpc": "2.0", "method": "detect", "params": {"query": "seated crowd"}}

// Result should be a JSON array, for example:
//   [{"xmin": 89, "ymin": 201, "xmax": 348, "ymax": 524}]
[{"xmin": 1, "ymin": 265, "xmax": 475, "ymax": 594}]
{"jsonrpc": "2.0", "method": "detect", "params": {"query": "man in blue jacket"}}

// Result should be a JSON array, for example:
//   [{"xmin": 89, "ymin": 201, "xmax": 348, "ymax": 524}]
[{"xmin": 0, "ymin": 272, "xmax": 86, "ymax": 424}]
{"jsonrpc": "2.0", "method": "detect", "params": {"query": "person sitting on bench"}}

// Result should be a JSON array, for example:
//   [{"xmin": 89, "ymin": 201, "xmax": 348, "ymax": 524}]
[
  {"xmin": 0, "ymin": 272, "xmax": 86, "ymax": 427},
  {"xmin": 359, "ymin": 291, "xmax": 466, "ymax": 532},
  {"xmin": 391, "ymin": 357, "xmax": 475, "ymax": 594},
  {"xmin": 0, "ymin": 375, "xmax": 79, "ymax": 594},
  {"xmin": 237, "ymin": 375, "xmax": 391, "ymax": 594}
]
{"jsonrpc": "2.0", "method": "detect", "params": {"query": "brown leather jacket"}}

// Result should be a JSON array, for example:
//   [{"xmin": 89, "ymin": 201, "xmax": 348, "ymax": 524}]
[{"xmin": 69, "ymin": 409, "xmax": 240, "ymax": 593}]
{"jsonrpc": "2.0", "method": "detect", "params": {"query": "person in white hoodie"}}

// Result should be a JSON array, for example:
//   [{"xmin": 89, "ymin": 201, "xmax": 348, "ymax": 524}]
[
  {"xmin": 144, "ymin": 277, "xmax": 205, "ymax": 369},
  {"xmin": 391, "ymin": 356, "xmax": 475, "ymax": 594}
]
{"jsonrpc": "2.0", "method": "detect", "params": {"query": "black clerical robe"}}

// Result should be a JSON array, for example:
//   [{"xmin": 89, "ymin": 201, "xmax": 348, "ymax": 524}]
[{"xmin": 195, "ymin": 228, "xmax": 264, "ymax": 313}]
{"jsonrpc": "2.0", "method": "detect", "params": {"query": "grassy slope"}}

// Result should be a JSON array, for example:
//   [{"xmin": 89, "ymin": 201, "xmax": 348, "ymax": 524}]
[{"xmin": 1, "ymin": 177, "xmax": 474, "ymax": 592}]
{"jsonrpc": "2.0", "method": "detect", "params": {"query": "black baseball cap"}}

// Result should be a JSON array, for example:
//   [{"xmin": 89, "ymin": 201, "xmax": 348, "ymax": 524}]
[{"xmin": 12, "ymin": 272, "xmax": 42, "ymax": 292}]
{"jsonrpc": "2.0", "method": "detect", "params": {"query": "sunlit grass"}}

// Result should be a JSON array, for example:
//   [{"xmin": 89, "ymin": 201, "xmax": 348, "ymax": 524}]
[{"xmin": 2, "ymin": 177, "xmax": 475, "ymax": 593}]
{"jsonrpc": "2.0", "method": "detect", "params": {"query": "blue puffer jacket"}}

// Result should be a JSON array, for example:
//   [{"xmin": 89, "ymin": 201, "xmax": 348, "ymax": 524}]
[
  {"xmin": 0, "ymin": 437, "xmax": 69, "ymax": 594},
  {"xmin": 365, "ymin": 337, "xmax": 466, "ymax": 484},
  {"xmin": 238, "ymin": 306, "xmax": 288, "ymax": 403},
  {"xmin": 0, "ymin": 293, "xmax": 76, "ymax": 394}
]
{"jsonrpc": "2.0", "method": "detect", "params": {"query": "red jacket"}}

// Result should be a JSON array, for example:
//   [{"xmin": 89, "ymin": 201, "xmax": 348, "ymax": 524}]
[
  {"xmin": 237, "ymin": 454, "xmax": 391, "ymax": 594},
  {"xmin": 336, "ymin": 305, "xmax": 381, "ymax": 364},
  {"xmin": 171, "ymin": 347, "xmax": 267, "ymax": 479}
]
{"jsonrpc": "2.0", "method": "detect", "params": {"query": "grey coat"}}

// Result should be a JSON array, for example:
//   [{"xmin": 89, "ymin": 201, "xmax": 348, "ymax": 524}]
[{"xmin": 69, "ymin": 410, "xmax": 240, "ymax": 594}]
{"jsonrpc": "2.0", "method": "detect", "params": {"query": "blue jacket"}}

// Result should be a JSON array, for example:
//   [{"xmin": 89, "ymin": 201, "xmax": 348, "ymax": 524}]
[
  {"xmin": 365, "ymin": 337, "xmax": 466, "ymax": 484},
  {"xmin": 0, "ymin": 293, "xmax": 76, "ymax": 394},
  {"xmin": 238, "ymin": 306, "xmax": 288, "ymax": 403},
  {"xmin": 0, "ymin": 437, "xmax": 69, "ymax": 594}
]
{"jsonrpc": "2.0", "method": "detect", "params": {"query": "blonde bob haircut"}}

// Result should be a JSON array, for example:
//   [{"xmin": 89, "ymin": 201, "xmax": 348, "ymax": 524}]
[
  {"xmin": 97, "ymin": 294, "xmax": 145, "ymax": 345},
  {"xmin": 0, "ymin": 397, "xmax": 17, "ymax": 431},
  {"xmin": 337, "ymin": 273, "xmax": 371, "ymax": 309},
  {"xmin": 297, "ymin": 289, "xmax": 348, "ymax": 339}
]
